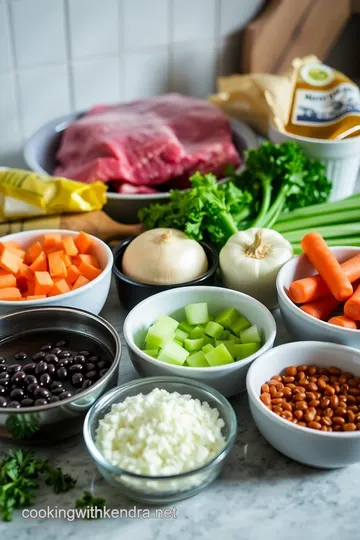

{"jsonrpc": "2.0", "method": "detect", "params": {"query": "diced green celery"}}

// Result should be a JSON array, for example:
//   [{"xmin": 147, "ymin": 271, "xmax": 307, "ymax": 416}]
[
  {"xmin": 185, "ymin": 303, "xmax": 209, "ymax": 325},
  {"xmin": 174, "ymin": 339, "xmax": 183, "ymax": 346},
  {"xmin": 202, "ymin": 335, "xmax": 213, "ymax": 346},
  {"xmin": 158, "ymin": 341, "xmax": 189, "ymax": 365},
  {"xmin": 204, "ymin": 320, "xmax": 224, "ymax": 339},
  {"xmin": 218, "ymin": 330, "xmax": 230, "ymax": 340},
  {"xmin": 208, "ymin": 315, "xmax": 214, "ymax": 321},
  {"xmin": 229, "ymin": 315, "xmax": 251, "ymax": 336},
  {"xmin": 184, "ymin": 337, "xmax": 205, "ymax": 352},
  {"xmin": 142, "ymin": 349, "xmax": 159, "ymax": 358},
  {"xmin": 215, "ymin": 339, "xmax": 235, "ymax": 358},
  {"xmin": 240, "ymin": 325, "xmax": 261, "ymax": 343},
  {"xmin": 174, "ymin": 328, "xmax": 189, "ymax": 343},
  {"xmin": 178, "ymin": 320, "xmax": 194, "ymax": 333},
  {"xmin": 145, "ymin": 325, "xmax": 175, "ymax": 349},
  {"xmin": 234, "ymin": 342, "xmax": 261, "ymax": 360},
  {"xmin": 189, "ymin": 325, "xmax": 205, "ymax": 339},
  {"xmin": 202, "ymin": 343, "xmax": 214, "ymax": 354},
  {"xmin": 214, "ymin": 308, "xmax": 239, "ymax": 328},
  {"xmin": 154, "ymin": 315, "xmax": 179, "ymax": 332},
  {"xmin": 232, "ymin": 335, "xmax": 242, "ymax": 344},
  {"xmin": 204, "ymin": 343, "xmax": 234, "ymax": 366},
  {"xmin": 186, "ymin": 351, "xmax": 209, "ymax": 368}
]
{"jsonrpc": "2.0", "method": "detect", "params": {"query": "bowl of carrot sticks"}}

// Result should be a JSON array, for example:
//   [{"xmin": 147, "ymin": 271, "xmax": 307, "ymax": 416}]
[
  {"xmin": 0, "ymin": 229, "xmax": 113, "ymax": 315},
  {"xmin": 277, "ymin": 232, "xmax": 360, "ymax": 348}
]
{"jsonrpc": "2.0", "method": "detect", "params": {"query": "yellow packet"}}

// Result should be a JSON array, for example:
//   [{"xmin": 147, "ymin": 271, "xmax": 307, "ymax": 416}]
[
  {"xmin": 283, "ymin": 56, "xmax": 360, "ymax": 140},
  {"xmin": 0, "ymin": 169, "xmax": 107, "ymax": 221}
]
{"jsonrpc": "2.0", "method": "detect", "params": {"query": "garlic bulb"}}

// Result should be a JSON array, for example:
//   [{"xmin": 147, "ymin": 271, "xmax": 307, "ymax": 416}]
[
  {"xmin": 220, "ymin": 228, "xmax": 293, "ymax": 309},
  {"xmin": 122, "ymin": 228, "xmax": 208, "ymax": 285}
]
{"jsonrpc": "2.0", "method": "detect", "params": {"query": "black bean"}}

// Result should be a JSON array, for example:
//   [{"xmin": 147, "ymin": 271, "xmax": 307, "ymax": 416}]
[
  {"xmin": 23, "ymin": 362, "xmax": 37, "ymax": 374},
  {"xmin": 25, "ymin": 374, "xmax": 38, "ymax": 385},
  {"xmin": 59, "ymin": 391, "xmax": 72, "ymax": 400},
  {"xmin": 69, "ymin": 364, "xmax": 84, "ymax": 374},
  {"xmin": 47, "ymin": 364, "xmax": 56, "ymax": 376},
  {"xmin": 99, "ymin": 368, "xmax": 109, "ymax": 378},
  {"xmin": 27, "ymin": 383, "xmax": 40, "ymax": 395},
  {"xmin": 34, "ymin": 387, "xmax": 51, "ymax": 400},
  {"xmin": 35, "ymin": 361, "xmax": 48, "ymax": 375},
  {"xmin": 49, "ymin": 396, "xmax": 60, "ymax": 403},
  {"xmin": 55, "ymin": 340, "xmax": 68, "ymax": 348},
  {"xmin": 0, "ymin": 372, "xmax": 10, "ymax": 381},
  {"xmin": 57, "ymin": 367, "xmax": 68, "ymax": 381},
  {"xmin": 51, "ymin": 347, "xmax": 62, "ymax": 356},
  {"xmin": 44, "ymin": 353, "xmax": 59, "ymax": 365},
  {"xmin": 10, "ymin": 388, "xmax": 25, "ymax": 400},
  {"xmin": 32, "ymin": 351, "xmax": 46, "ymax": 361},
  {"xmin": 58, "ymin": 358, "xmax": 70, "ymax": 368},
  {"xmin": 97, "ymin": 361, "xmax": 109, "ymax": 370},
  {"xmin": 0, "ymin": 385, "xmax": 8, "ymax": 396},
  {"xmin": 88, "ymin": 355, "xmax": 100, "ymax": 364},
  {"xmin": 11, "ymin": 371, "xmax": 26, "ymax": 386},
  {"xmin": 71, "ymin": 373, "xmax": 84, "ymax": 387},
  {"xmin": 0, "ymin": 357, "xmax": 6, "ymax": 365},
  {"xmin": 41, "ymin": 343, "xmax": 53, "ymax": 352},
  {"xmin": 7, "ymin": 364, "xmax": 22, "ymax": 375},
  {"xmin": 40, "ymin": 373, "xmax": 52, "ymax": 387},
  {"xmin": 34, "ymin": 399, "xmax": 48, "ymax": 406},
  {"xmin": 85, "ymin": 370, "xmax": 97, "ymax": 380},
  {"xmin": 14, "ymin": 351, "xmax": 27, "ymax": 361},
  {"xmin": 7, "ymin": 401, "xmax": 21, "ymax": 408},
  {"xmin": 85, "ymin": 363, "xmax": 97, "ymax": 372},
  {"xmin": 78, "ymin": 350, "xmax": 91, "ymax": 358},
  {"xmin": 59, "ymin": 350, "xmax": 71, "ymax": 358},
  {"xmin": 74, "ymin": 355, "xmax": 86, "ymax": 365},
  {"xmin": 1, "ymin": 380, "xmax": 9, "ymax": 389},
  {"xmin": 82, "ymin": 380, "xmax": 93, "ymax": 390},
  {"xmin": 0, "ymin": 396, "xmax": 8, "ymax": 407},
  {"xmin": 0, "ymin": 366, "xmax": 6, "ymax": 373},
  {"xmin": 21, "ymin": 398, "xmax": 35, "ymax": 407},
  {"xmin": 52, "ymin": 387, "xmax": 64, "ymax": 396},
  {"xmin": 50, "ymin": 380, "xmax": 63, "ymax": 390}
]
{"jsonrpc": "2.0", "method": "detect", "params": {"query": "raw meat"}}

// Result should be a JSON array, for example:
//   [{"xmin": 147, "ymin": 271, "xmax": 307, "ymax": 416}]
[{"xmin": 55, "ymin": 94, "xmax": 240, "ymax": 189}]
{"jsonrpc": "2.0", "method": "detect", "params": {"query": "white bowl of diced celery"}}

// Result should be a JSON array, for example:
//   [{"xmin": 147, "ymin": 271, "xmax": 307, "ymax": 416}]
[{"xmin": 123, "ymin": 286, "xmax": 277, "ymax": 397}]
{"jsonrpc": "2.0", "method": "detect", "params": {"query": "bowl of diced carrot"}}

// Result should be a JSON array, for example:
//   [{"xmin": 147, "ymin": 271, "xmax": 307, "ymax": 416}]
[
  {"xmin": 0, "ymin": 229, "xmax": 113, "ymax": 315},
  {"xmin": 277, "ymin": 232, "xmax": 360, "ymax": 349}
]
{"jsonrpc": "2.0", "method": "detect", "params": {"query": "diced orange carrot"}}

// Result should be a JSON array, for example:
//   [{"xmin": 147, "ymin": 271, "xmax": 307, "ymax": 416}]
[
  {"xmin": 48, "ymin": 278, "xmax": 71, "ymax": 297},
  {"xmin": 0, "ymin": 273, "xmax": 16, "ymax": 289},
  {"xmin": 17, "ymin": 263, "xmax": 34, "ymax": 281},
  {"xmin": 0, "ymin": 248, "xmax": 23, "ymax": 274},
  {"xmin": 78, "ymin": 261, "xmax": 102, "ymax": 281},
  {"xmin": 26, "ymin": 281, "xmax": 35, "ymax": 296},
  {"xmin": 62, "ymin": 253, "xmax": 72, "ymax": 267},
  {"xmin": 43, "ymin": 233, "xmax": 62, "ymax": 249},
  {"xmin": 26, "ymin": 295, "xmax": 47, "ymax": 300},
  {"xmin": 0, "ymin": 287, "xmax": 22, "ymax": 300},
  {"xmin": 66, "ymin": 264, "xmax": 81, "ymax": 286},
  {"xmin": 6, "ymin": 241, "xmax": 21, "ymax": 249},
  {"xmin": 26, "ymin": 242, "xmax": 43, "ymax": 264},
  {"xmin": 62, "ymin": 236, "xmax": 78, "ymax": 257},
  {"xmin": 44, "ymin": 245, "xmax": 63, "ymax": 255},
  {"xmin": 72, "ymin": 275, "xmax": 90, "ymax": 290},
  {"xmin": 4, "ymin": 242, "xmax": 25, "ymax": 260},
  {"xmin": 30, "ymin": 251, "xmax": 47, "ymax": 272},
  {"xmin": 34, "ymin": 271, "xmax": 54, "ymax": 296},
  {"xmin": 77, "ymin": 254, "xmax": 100, "ymax": 268},
  {"xmin": 74, "ymin": 231, "xmax": 92, "ymax": 254},
  {"xmin": 48, "ymin": 251, "xmax": 67, "ymax": 279}
]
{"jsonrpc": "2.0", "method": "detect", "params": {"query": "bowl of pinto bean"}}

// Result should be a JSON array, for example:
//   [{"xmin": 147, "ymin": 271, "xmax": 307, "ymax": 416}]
[{"xmin": 246, "ymin": 341, "xmax": 360, "ymax": 468}]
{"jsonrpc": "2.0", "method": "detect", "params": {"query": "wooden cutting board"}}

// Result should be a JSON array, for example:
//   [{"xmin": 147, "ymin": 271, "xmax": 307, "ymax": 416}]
[{"xmin": 242, "ymin": 0, "xmax": 351, "ymax": 74}]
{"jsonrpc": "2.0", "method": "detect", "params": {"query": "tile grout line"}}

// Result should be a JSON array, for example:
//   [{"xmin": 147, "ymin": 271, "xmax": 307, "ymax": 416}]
[
  {"xmin": 63, "ymin": 0, "xmax": 75, "ymax": 111},
  {"xmin": 168, "ymin": 0, "xmax": 174, "ymax": 92}
]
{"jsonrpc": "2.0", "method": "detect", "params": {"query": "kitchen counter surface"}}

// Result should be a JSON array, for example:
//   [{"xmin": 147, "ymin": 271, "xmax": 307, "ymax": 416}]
[{"xmin": 1, "ymin": 283, "xmax": 360, "ymax": 540}]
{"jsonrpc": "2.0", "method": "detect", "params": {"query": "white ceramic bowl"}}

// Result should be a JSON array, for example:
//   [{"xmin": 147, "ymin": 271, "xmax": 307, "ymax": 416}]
[
  {"xmin": 277, "ymin": 247, "xmax": 360, "ymax": 349},
  {"xmin": 247, "ymin": 341, "xmax": 360, "ymax": 468},
  {"xmin": 268, "ymin": 123, "xmax": 360, "ymax": 201},
  {"xmin": 0, "ymin": 229, "xmax": 112, "ymax": 315},
  {"xmin": 123, "ymin": 286, "xmax": 276, "ymax": 397}
]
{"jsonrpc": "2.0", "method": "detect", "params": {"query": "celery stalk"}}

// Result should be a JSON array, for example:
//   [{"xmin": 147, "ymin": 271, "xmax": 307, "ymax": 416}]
[
  {"xmin": 274, "ymin": 208, "xmax": 360, "ymax": 233},
  {"xmin": 283, "ymin": 223, "xmax": 360, "ymax": 244},
  {"xmin": 276, "ymin": 194, "xmax": 360, "ymax": 223}
]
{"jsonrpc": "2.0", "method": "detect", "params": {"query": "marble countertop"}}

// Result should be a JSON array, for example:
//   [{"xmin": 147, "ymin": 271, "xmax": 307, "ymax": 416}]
[{"xmin": 1, "ymin": 284, "xmax": 360, "ymax": 540}]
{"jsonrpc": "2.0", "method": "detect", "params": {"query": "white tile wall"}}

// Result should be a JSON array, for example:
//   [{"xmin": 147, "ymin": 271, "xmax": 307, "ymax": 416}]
[{"xmin": 0, "ymin": 0, "xmax": 265, "ymax": 166}]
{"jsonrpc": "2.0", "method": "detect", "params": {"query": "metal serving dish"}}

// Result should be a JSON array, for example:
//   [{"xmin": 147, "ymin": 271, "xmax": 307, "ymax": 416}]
[
  {"xmin": 24, "ymin": 112, "xmax": 258, "ymax": 223},
  {"xmin": 0, "ymin": 307, "xmax": 121, "ymax": 443}
]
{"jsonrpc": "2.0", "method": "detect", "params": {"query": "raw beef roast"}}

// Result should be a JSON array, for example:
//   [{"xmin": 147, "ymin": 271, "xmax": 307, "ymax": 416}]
[{"xmin": 55, "ymin": 94, "xmax": 240, "ymax": 191}]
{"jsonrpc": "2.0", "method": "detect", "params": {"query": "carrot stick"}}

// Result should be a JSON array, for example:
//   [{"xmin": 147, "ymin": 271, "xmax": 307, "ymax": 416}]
[
  {"xmin": 300, "ymin": 296, "xmax": 341, "ymax": 320},
  {"xmin": 328, "ymin": 315, "xmax": 357, "ymax": 329},
  {"xmin": 301, "ymin": 232, "xmax": 353, "ymax": 301},
  {"xmin": 289, "ymin": 253, "xmax": 360, "ymax": 304},
  {"xmin": 344, "ymin": 283, "xmax": 360, "ymax": 321}
]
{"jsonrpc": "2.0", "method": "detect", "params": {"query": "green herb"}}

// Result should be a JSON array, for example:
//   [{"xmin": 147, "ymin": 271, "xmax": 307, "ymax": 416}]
[
  {"xmin": 45, "ymin": 467, "xmax": 77, "ymax": 494},
  {"xmin": 6, "ymin": 413, "xmax": 40, "ymax": 440},
  {"xmin": 75, "ymin": 490, "xmax": 106, "ymax": 518},
  {"xmin": 0, "ymin": 449, "xmax": 76, "ymax": 522}
]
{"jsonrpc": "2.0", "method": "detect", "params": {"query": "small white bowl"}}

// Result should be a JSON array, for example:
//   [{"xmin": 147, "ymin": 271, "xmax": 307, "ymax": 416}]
[
  {"xmin": 123, "ymin": 286, "xmax": 276, "ymax": 397},
  {"xmin": 277, "ymin": 247, "xmax": 360, "ymax": 349},
  {"xmin": 247, "ymin": 341, "xmax": 360, "ymax": 469},
  {"xmin": 0, "ymin": 229, "xmax": 113, "ymax": 315}
]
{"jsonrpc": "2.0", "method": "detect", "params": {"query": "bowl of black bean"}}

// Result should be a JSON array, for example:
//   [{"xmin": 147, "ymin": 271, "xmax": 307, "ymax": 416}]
[{"xmin": 0, "ymin": 306, "xmax": 121, "ymax": 443}]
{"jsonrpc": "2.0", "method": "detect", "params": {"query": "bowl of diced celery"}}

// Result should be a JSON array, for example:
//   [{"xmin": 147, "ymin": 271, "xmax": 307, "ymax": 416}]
[{"xmin": 123, "ymin": 286, "xmax": 277, "ymax": 397}]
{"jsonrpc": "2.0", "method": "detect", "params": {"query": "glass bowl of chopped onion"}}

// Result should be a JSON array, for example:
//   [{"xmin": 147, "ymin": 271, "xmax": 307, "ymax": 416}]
[{"xmin": 83, "ymin": 376, "xmax": 237, "ymax": 504}]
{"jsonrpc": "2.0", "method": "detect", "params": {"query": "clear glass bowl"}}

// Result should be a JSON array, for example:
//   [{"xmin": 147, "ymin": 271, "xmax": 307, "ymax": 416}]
[{"xmin": 83, "ymin": 376, "xmax": 237, "ymax": 504}]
